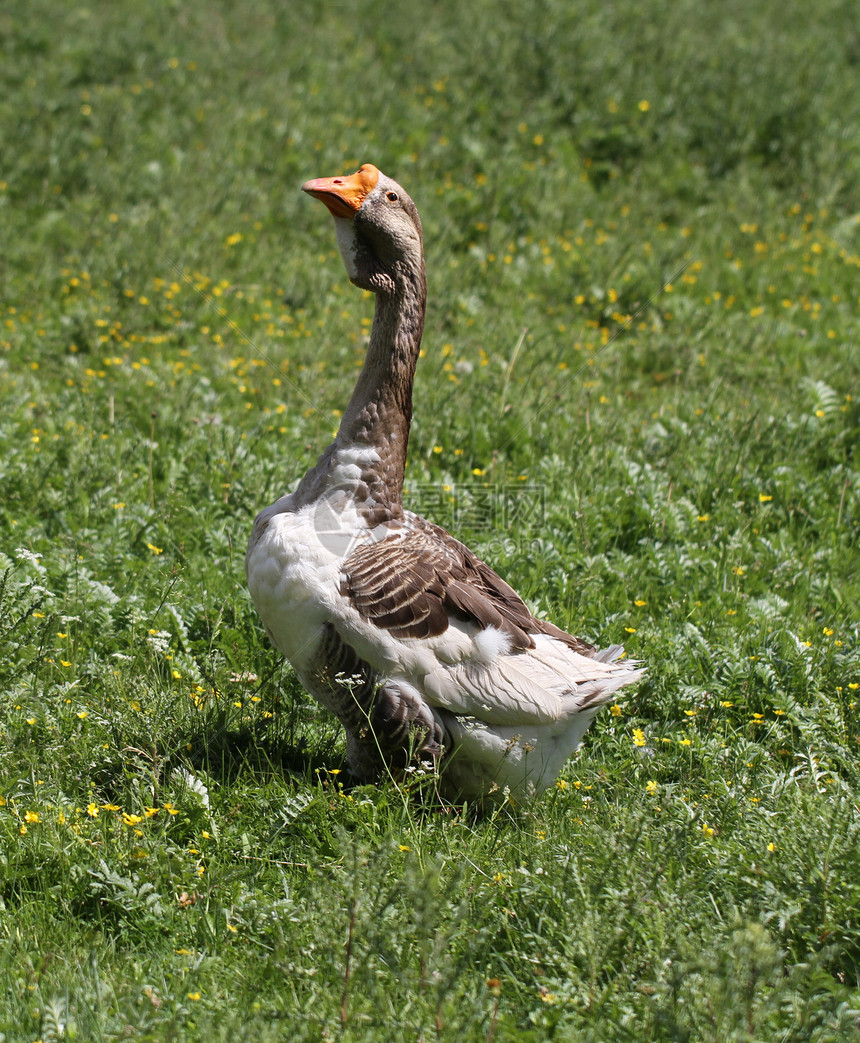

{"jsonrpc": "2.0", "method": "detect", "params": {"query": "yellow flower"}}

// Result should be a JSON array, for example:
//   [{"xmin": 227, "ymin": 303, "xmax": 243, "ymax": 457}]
[
  {"xmin": 637, "ymin": 99, "xmax": 651, "ymax": 112},
  {"xmin": 702, "ymin": 823, "xmax": 715, "ymax": 838},
  {"xmin": 146, "ymin": 542, "xmax": 163, "ymax": 555},
  {"xmin": 720, "ymin": 700, "xmax": 734, "ymax": 707},
  {"xmin": 758, "ymin": 493, "xmax": 773, "ymax": 503},
  {"xmin": 634, "ymin": 599, "xmax": 647, "ymax": 607},
  {"xmin": 645, "ymin": 780, "xmax": 658, "ymax": 796},
  {"xmin": 767, "ymin": 842, "xmax": 776, "ymax": 852},
  {"xmin": 122, "ymin": 813, "xmax": 143, "ymax": 826},
  {"xmin": 86, "ymin": 803, "xmax": 100, "ymax": 817},
  {"xmin": 24, "ymin": 810, "xmax": 41, "ymax": 823},
  {"xmin": 555, "ymin": 778, "xmax": 568, "ymax": 790},
  {"xmin": 633, "ymin": 728, "xmax": 646, "ymax": 747},
  {"xmin": 187, "ymin": 992, "xmax": 201, "ymax": 1001},
  {"xmin": 398, "ymin": 844, "xmax": 411, "ymax": 852}
]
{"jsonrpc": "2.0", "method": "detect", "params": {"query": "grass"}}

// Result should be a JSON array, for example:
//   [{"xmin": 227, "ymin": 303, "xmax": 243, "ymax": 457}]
[{"xmin": 1, "ymin": 0, "xmax": 859, "ymax": 1038}]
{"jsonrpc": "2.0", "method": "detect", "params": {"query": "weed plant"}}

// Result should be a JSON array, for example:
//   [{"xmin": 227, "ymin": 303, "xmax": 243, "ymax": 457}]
[{"xmin": 0, "ymin": 0, "xmax": 858, "ymax": 1039}]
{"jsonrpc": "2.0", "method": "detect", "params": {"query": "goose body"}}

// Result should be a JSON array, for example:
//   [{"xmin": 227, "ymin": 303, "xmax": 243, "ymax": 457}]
[{"xmin": 246, "ymin": 164, "xmax": 643, "ymax": 801}]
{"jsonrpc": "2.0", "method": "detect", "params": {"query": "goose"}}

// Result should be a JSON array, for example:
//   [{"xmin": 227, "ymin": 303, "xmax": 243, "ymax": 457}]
[{"xmin": 246, "ymin": 163, "xmax": 643, "ymax": 802}]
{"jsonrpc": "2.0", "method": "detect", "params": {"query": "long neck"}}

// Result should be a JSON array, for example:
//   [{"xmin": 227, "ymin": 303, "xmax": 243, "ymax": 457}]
[{"xmin": 336, "ymin": 266, "xmax": 426, "ymax": 510}]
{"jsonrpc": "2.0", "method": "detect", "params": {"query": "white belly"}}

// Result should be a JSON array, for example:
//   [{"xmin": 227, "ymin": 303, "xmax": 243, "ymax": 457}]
[
  {"xmin": 246, "ymin": 499, "xmax": 345, "ymax": 676},
  {"xmin": 245, "ymin": 443, "xmax": 389, "ymax": 674}
]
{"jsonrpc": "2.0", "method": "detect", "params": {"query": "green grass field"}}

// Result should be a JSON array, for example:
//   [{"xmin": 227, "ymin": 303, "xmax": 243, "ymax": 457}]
[{"xmin": 1, "ymin": 0, "xmax": 859, "ymax": 1038}]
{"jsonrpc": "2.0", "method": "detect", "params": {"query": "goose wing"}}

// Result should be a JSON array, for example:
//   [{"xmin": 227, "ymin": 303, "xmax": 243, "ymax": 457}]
[
  {"xmin": 337, "ymin": 520, "xmax": 636, "ymax": 727},
  {"xmin": 341, "ymin": 519, "xmax": 592, "ymax": 653}
]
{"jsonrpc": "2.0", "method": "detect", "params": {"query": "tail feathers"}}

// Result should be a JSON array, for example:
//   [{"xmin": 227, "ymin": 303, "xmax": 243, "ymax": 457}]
[
  {"xmin": 592, "ymin": 643, "xmax": 625, "ymax": 663},
  {"xmin": 575, "ymin": 666, "xmax": 645, "ymax": 710},
  {"xmin": 593, "ymin": 643, "xmax": 644, "ymax": 670}
]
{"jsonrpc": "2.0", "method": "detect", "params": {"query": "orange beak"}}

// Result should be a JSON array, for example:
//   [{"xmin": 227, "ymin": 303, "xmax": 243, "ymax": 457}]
[{"xmin": 301, "ymin": 164, "xmax": 380, "ymax": 219}]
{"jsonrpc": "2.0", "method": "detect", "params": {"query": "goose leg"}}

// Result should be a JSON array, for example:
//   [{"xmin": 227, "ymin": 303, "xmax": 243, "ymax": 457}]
[{"xmin": 344, "ymin": 679, "xmax": 448, "ymax": 784}]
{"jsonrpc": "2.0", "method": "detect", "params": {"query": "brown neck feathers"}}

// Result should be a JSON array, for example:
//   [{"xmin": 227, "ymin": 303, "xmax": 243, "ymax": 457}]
[{"xmin": 336, "ymin": 267, "xmax": 426, "ymax": 512}]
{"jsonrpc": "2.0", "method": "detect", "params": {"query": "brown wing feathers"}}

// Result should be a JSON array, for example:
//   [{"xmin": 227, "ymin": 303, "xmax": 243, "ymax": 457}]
[
  {"xmin": 342, "ymin": 532, "xmax": 452, "ymax": 639},
  {"xmin": 341, "ymin": 524, "xmax": 595, "ymax": 654}
]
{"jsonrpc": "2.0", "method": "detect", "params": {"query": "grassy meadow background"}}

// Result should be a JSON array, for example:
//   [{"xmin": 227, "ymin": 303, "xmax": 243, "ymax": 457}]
[{"xmin": 1, "ymin": 0, "xmax": 859, "ymax": 1038}]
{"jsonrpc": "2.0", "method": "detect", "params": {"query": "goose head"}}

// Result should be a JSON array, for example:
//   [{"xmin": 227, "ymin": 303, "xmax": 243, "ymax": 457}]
[{"xmin": 302, "ymin": 163, "xmax": 423, "ymax": 295}]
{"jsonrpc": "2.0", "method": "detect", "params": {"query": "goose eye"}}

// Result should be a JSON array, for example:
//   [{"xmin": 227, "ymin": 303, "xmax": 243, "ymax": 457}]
[{"xmin": 386, "ymin": 191, "xmax": 399, "ymax": 202}]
